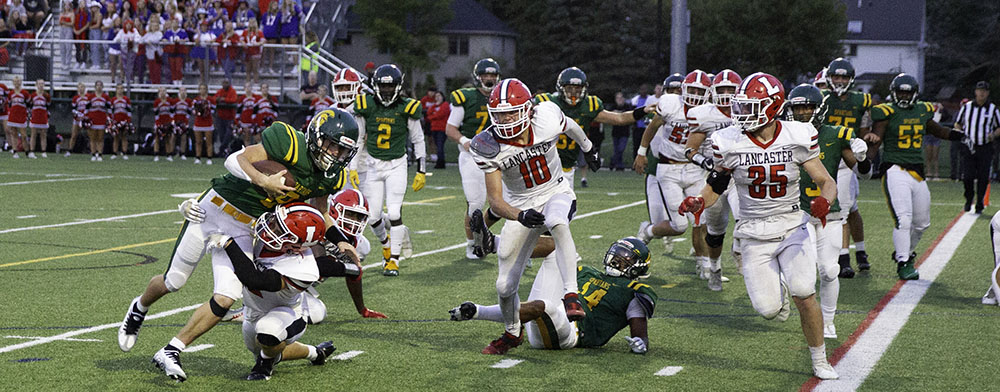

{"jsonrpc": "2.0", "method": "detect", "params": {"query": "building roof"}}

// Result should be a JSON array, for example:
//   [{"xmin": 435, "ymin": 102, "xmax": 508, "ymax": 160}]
[
  {"xmin": 840, "ymin": 0, "xmax": 923, "ymax": 42},
  {"xmin": 347, "ymin": 0, "xmax": 516, "ymax": 37}
]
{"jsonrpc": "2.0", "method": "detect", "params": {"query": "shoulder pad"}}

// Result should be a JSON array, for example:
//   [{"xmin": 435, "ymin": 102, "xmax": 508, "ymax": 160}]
[
  {"xmin": 470, "ymin": 128, "xmax": 500, "ymax": 159},
  {"xmin": 403, "ymin": 98, "xmax": 421, "ymax": 116},
  {"xmin": 450, "ymin": 89, "xmax": 466, "ymax": 105}
]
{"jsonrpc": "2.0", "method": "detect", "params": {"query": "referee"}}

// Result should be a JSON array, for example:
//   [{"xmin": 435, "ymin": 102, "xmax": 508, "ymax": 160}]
[{"xmin": 955, "ymin": 81, "xmax": 1000, "ymax": 214}]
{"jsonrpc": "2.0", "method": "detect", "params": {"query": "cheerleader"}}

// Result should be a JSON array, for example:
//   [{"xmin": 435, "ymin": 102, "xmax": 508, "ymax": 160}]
[
  {"xmin": 191, "ymin": 84, "xmax": 216, "ymax": 165},
  {"xmin": 305, "ymin": 85, "xmax": 334, "ymax": 129},
  {"xmin": 170, "ymin": 87, "xmax": 193, "ymax": 161},
  {"xmin": 28, "ymin": 79, "xmax": 50, "ymax": 158},
  {"xmin": 110, "ymin": 85, "xmax": 133, "ymax": 160},
  {"xmin": 237, "ymin": 82, "xmax": 259, "ymax": 147},
  {"xmin": 152, "ymin": 87, "xmax": 173, "ymax": 162},
  {"xmin": 1, "ymin": 80, "xmax": 11, "ymax": 153},
  {"xmin": 66, "ymin": 82, "xmax": 89, "ymax": 157},
  {"xmin": 6, "ymin": 76, "xmax": 29, "ymax": 159},
  {"xmin": 87, "ymin": 81, "xmax": 111, "ymax": 161},
  {"xmin": 255, "ymin": 82, "xmax": 277, "ymax": 132}
]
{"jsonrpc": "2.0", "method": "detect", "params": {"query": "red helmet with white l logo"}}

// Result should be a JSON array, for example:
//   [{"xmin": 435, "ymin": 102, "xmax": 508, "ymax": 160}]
[
  {"xmin": 732, "ymin": 72, "xmax": 786, "ymax": 133},
  {"xmin": 711, "ymin": 69, "xmax": 743, "ymax": 107},
  {"xmin": 328, "ymin": 189, "xmax": 370, "ymax": 237},
  {"xmin": 813, "ymin": 68, "xmax": 829, "ymax": 90},
  {"xmin": 254, "ymin": 202, "xmax": 327, "ymax": 252},
  {"xmin": 487, "ymin": 78, "xmax": 533, "ymax": 139},
  {"xmin": 332, "ymin": 68, "xmax": 363, "ymax": 106},
  {"xmin": 681, "ymin": 70, "xmax": 712, "ymax": 107}
]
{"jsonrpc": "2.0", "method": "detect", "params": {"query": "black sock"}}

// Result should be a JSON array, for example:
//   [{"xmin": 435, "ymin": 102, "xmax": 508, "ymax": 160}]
[
  {"xmin": 838, "ymin": 253, "xmax": 851, "ymax": 268},
  {"xmin": 164, "ymin": 344, "xmax": 180, "ymax": 352}
]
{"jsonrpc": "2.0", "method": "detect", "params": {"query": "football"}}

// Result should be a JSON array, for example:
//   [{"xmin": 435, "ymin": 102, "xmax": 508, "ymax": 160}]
[{"xmin": 252, "ymin": 160, "xmax": 296, "ymax": 187}]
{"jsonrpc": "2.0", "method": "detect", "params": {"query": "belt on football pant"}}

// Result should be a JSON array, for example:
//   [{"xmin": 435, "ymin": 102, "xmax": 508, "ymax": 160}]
[
  {"xmin": 210, "ymin": 196, "xmax": 256, "ymax": 226},
  {"xmin": 657, "ymin": 154, "xmax": 687, "ymax": 165}
]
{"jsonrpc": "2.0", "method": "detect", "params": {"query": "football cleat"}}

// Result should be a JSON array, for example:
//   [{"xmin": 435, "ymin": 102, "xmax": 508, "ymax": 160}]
[
  {"xmin": 896, "ymin": 253, "xmax": 919, "ymax": 280},
  {"xmin": 310, "ymin": 341, "xmax": 337, "ymax": 366},
  {"xmin": 118, "ymin": 296, "xmax": 147, "ymax": 352},
  {"xmin": 856, "ymin": 251, "xmax": 870, "ymax": 271},
  {"xmin": 152, "ymin": 346, "xmax": 187, "ymax": 382},
  {"xmin": 698, "ymin": 259, "xmax": 711, "ymax": 280},
  {"xmin": 636, "ymin": 221, "xmax": 652, "ymax": 244},
  {"xmin": 708, "ymin": 268, "xmax": 723, "ymax": 291},
  {"xmin": 812, "ymin": 359, "xmax": 839, "ymax": 380},
  {"xmin": 838, "ymin": 265, "xmax": 855, "ymax": 279},
  {"xmin": 482, "ymin": 330, "xmax": 523, "ymax": 355},
  {"xmin": 470, "ymin": 210, "xmax": 496, "ymax": 258},
  {"xmin": 449, "ymin": 302, "xmax": 477, "ymax": 321},
  {"xmin": 661, "ymin": 235, "xmax": 674, "ymax": 255},
  {"xmin": 824, "ymin": 321, "xmax": 838, "ymax": 339},
  {"xmin": 580, "ymin": 178, "xmax": 589, "ymax": 188},
  {"xmin": 383, "ymin": 259, "xmax": 399, "ymax": 277},
  {"xmin": 247, "ymin": 353, "xmax": 279, "ymax": 381},
  {"xmin": 221, "ymin": 306, "xmax": 245, "ymax": 322},
  {"xmin": 562, "ymin": 293, "xmax": 586, "ymax": 321},
  {"xmin": 982, "ymin": 288, "xmax": 998, "ymax": 305},
  {"xmin": 465, "ymin": 243, "xmax": 479, "ymax": 260}
]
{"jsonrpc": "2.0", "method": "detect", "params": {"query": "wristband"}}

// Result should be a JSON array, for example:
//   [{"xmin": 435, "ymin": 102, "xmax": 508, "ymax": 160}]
[
  {"xmin": 459, "ymin": 136, "xmax": 471, "ymax": 146},
  {"xmin": 632, "ymin": 107, "xmax": 646, "ymax": 121},
  {"xmin": 637, "ymin": 146, "xmax": 648, "ymax": 156}
]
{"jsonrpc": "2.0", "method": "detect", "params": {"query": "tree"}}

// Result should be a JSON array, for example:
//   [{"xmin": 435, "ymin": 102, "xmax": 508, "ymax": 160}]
[
  {"xmin": 687, "ymin": 0, "xmax": 846, "ymax": 82},
  {"xmin": 924, "ymin": 0, "xmax": 999, "ymax": 96},
  {"xmin": 355, "ymin": 0, "xmax": 453, "ymax": 87}
]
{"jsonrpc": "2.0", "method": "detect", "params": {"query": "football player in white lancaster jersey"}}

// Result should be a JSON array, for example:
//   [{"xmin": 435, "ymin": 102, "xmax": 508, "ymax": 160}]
[
  {"xmin": 683, "ymin": 70, "xmax": 743, "ymax": 291},
  {"xmin": 633, "ymin": 70, "xmax": 714, "ymax": 274},
  {"xmin": 678, "ymin": 73, "xmax": 840, "ymax": 380},
  {"xmin": 469, "ymin": 78, "xmax": 599, "ymax": 355}
]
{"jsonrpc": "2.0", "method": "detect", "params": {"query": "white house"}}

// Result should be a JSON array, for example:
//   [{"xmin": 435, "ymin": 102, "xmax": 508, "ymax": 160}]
[{"xmin": 838, "ymin": 0, "xmax": 927, "ymax": 93}]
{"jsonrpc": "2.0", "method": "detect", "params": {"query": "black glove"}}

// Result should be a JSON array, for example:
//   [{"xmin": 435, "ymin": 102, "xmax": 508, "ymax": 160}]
[
  {"xmin": 517, "ymin": 209, "xmax": 546, "ymax": 228},
  {"xmin": 584, "ymin": 148, "xmax": 601, "ymax": 172}
]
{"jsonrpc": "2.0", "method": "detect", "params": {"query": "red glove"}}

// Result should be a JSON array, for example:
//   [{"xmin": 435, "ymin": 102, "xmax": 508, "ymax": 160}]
[
  {"xmin": 810, "ymin": 197, "xmax": 830, "ymax": 227},
  {"xmin": 679, "ymin": 196, "xmax": 705, "ymax": 226},
  {"xmin": 361, "ymin": 308, "xmax": 387, "ymax": 319}
]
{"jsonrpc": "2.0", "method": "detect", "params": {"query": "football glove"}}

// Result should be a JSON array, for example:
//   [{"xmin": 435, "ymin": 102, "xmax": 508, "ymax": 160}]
[
  {"xmin": 810, "ymin": 197, "xmax": 831, "ymax": 227},
  {"xmin": 691, "ymin": 152, "xmax": 714, "ymax": 171},
  {"xmin": 849, "ymin": 138, "xmax": 868, "ymax": 162},
  {"xmin": 624, "ymin": 336, "xmax": 647, "ymax": 355},
  {"xmin": 360, "ymin": 308, "xmax": 388, "ymax": 319},
  {"xmin": 412, "ymin": 172, "xmax": 426, "ymax": 192},
  {"xmin": 179, "ymin": 198, "xmax": 206, "ymax": 223},
  {"xmin": 584, "ymin": 147, "xmax": 601, "ymax": 172},
  {"xmin": 349, "ymin": 170, "xmax": 360, "ymax": 189},
  {"xmin": 205, "ymin": 233, "xmax": 230, "ymax": 251},
  {"xmin": 517, "ymin": 209, "xmax": 546, "ymax": 228},
  {"xmin": 678, "ymin": 196, "xmax": 705, "ymax": 226}
]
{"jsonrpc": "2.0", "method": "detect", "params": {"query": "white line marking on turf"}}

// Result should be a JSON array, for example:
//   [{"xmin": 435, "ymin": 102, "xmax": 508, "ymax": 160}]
[
  {"xmin": 170, "ymin": 193, "xmax": 203, "ymax": 198},
  {"xmin": 16, "ymin": 215, "xmax": 36, "ymax": 219},
  {"xmin": 857, "ymin": 199, "xmax": 963, "ymax": 207},
  {"xmin": 589, "ymin": 235, "xmax": 603, "ymax": 239},
  {"xmin": 183, "ymin": 344, "xmax": 215, "ymax": 352},
  {"xmin": 4, "ymin": 335, "xmax": 103, "ymax": 342},
  {"xmin": 332, "ymin": 350, "xmax": 364, "ymax": 360},
  {"xmin": 0, "ymin": 304, "xmax": 201, "ymax": 354},
  {"xmin": 0, "ymin": 176, "xmax": 111, "ymax": 186},
  {"xmin": 813, "ymin": 213, "xmax": 976, "ymax": 392},
  {"xmin": 655, "ymin": 366, "xmax": 683, "ymax": 376},
  {"xmin": 416, "ymin": 230, "xmax": 435, "ymax": 234},
  {"xmin": 0, "ymin": 210, "xmax": 175, "ymax": 234},
  {"xmin": 490, "ymin": 359, "xmax": 524, "ymax": 368}
]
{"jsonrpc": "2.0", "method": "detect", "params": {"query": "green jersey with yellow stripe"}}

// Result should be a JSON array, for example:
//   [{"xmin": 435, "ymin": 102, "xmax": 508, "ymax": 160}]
[
  {"xmin": 210, "ymin": 121, "xmax": 347, "ymax": 217},
  {"xmin": 822, "ymin": 90, "xmax": 872, "ymax": 132},
  {"xmin": 871, "ymin": 101, "xmax": 936, "ymax": 165},
  {"xmin": 800, "ymin": 124, "xmax": 853, "ymax": 213},
  {"xmin": 354, "ymin": 94, "xmax": 423, "ymax": 161},
  {"xmin": 576, "ymin": 265, "xmax": 657, "ymax": 348},
  {"xmin": 449, "ymin": 87, "xmax": 491, "ymax": 138},
  {"xmin": 534, "ymin": 92, "xmax": 604, "ymax": 169}
]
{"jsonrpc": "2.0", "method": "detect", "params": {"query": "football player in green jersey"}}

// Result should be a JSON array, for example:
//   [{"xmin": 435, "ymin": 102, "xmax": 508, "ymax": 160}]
[
  {"xmin": 119, "ymin": 109, "xmax": 358, "ymax": 382},
  {"xmin": 446, "ymin": 58, "xmax": 500, "ymax": 259},
  {"xmin": 864, "ymin": 73, "xmax": 966, "ymax": 280},
  {"xmin": 823, "ymin": 58, "xmax": 875, "ymax": 279},
  {"xmin": 534, "ymin": 67, "xmax": 647, "ymax": 189},
  {"xmin": 354, "ymin": 64, "xmax": 427, "ymax": 277},
  {"xmin": 789, "ymin": 84, "xmax": 871, "ymax": 339},
  {"xmin": 450, "ymin": 237, "xmax": 656, "ymax": 354}
]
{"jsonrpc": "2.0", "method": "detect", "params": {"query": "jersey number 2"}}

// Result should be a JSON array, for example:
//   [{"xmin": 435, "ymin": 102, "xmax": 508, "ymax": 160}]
[
  {"xmin": 747, "ymin": 164, "xmax": 787, "ymax": 199},
  {"xmin": 376, "ymin": 123, "xmax": 391, "ymax": 149},
  {"xmin": 519, "ymin": 155, "xmax": 552, "ymax": 189}
]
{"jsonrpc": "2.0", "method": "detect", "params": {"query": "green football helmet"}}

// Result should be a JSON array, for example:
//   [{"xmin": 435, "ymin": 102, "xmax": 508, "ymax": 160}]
[
  {"xmin": 825, "ymin": 57, "xmax": 855, "ymax": 96},
  {"xmin": 604, "ymin": 237, "xmax": 651, "ymax": 280},
  {"xmin": 556, "ymin": 67, "xmax": 588, "ymax": 106},
  {"xmin": 890, "ymin": 73, "xmax": 919, "ymax": 109},
  {"xmin": 306, "ymin": 108, "xmax": 360, "ymax": 178},
  {"xmin": 472, "ymin": 58, "xmax": 501, "ymax": 91},
  {"xmin": 787, "ymin": 83, "xmax": 825, "ymax": 123},
  {"xmin": 373, "ymin": 64, "xmax": 404, "ymax": 106}
]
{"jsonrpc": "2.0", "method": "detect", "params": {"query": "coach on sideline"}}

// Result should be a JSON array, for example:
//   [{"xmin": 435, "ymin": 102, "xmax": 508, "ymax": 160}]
[{"xmin": 955, "ymin": 81, "xmax": 1000, "ymax": 214}]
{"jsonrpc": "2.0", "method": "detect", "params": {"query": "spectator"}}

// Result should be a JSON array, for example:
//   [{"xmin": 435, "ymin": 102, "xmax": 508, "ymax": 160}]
[
  {"xmin": 420, "ymin": 86, "xmax": 437, "ymax": 112},
  {"xmin": 209, "ymin": 0, "xmax": 228, "ymax": 35},
  {"xmin": 133, "ymin": 21, "xmax": 147, "ymax": 83},
  {"xmin": 58, "ymin": 1, "xmax": 75, "ymax": 68},
  {"xmin": 162, "ymin": 18, "xmax": 187, "ymax": 85},
  {"xmin": 630, "ymin": 83, "xmax": 654, "ymax": 158},
  {"xmin": 110, "ymin": 84, "xmax": 132, "ymax": 160},
  {"xmin": 6, "ymin": 76, "xmax": 28, "ymax": 159},
  {"xmin": 0, "ymin": 19, "xmax": 9, "ymax": 67},
  {"xmin": 86, "ymin": 80, "xmax": 111, "ymax": 161},
  {"xmin": 233, "ymin": 0, "xmax": 255, "ymax": 30},
  {"xmin": 607, "ymin": 91, "xmax": 633, "ymax": 170},
  {"xmin": 216, "ymin": 21, "xmax": 239, "ymax": 81},
  {"xmin": 214, "ymin": 78, "xmax": 239, "ymax": 155},
  {"xmin": 237, "ymin": 82, "xmax": 259, "ymax": 146},
  {"xmin": 280, "ymin": 0, "xmax": 302, "ymax": 69},
  {"xmin": 191, "ymin": 21, "xmax": 216, "ymax": 85},
  {"xmin": 143, "ymin": 18, "xmax": 164, "ymax": 84},
  {"xmin": 222, "ymin": 0, "xmax": 239, "ymax": 17},
  {"xmin": 192, "ymin": 83, "xmax": 216, "ymax": 164},
  {"xmin": 300, "ymin": 30, "xmax": 317, "ymax": 80},
  {"xmin": 299, "ymin": 70, "xmax": 319, "ymax": 102},
  {"xmin": 955, "ymin": 81, "xmax": 1000, "ymax": 213},
  {"xmin": 115, "ymin": 19, "xmax": 141, "ymax": 84},
  {"xmin": 151, "ymin": 1, "xmax": 167, "ymax": 24},
  {"xmin": 653, "ymin": 83, "xmax": 664, "ymax": 99},
  {"xmin": 135, "ymin": 0, "xmax": 151, "ymax": 26},
  {"xmin": 255, "ymin": 82, "xmax": 277, "ymax": 130},
  {"xmin": 260, "ymin": 0, "xmax": 279, "ymax": 73},
  {"xmin": 27, "ymin": 79, "xmax": 48, "ymax": 158},
  {"xmin": 101, "ymin": 2, "xmax": 116, "ymax": 66},
  {"xmin": 107, "ymin": 17, "xmax": 124, "ymax": 83},
  {"xmin": 425, "ymin": 90, "xmax": 450, "ymax": 169},
  {"xmin": 72, "ymin": 0, "xmax": 90, "ymax": 69},
  {"xmin": 10, "ymin": 4, "xmax": 32, "ymax": 56},
  {"xmin": 7, "ymin": 0, "xmax": 27, "ymax": 24},
  {"xmin": 243, "ymin": 18, "xmax": 264, "ymax": 84},
  {"xmin": 87, "ymin": 1, "xmax": 104, "ymax": 69}
]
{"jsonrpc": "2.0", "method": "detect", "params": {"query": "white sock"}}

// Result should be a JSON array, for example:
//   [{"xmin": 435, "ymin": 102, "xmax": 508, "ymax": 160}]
[
  {"xmin": 493, "ymin": 235, "xmax": 502, "ymax": 253},
  {"xmin": 644, "ymin": 225, "xmax": 656, "ymax": 239},
  {"xmin": 475, "ymin": 304, "xmax": 504, "ymax": 322},
  {"xmin": 370, "ymin": 219, "xmax": 388, "ymax": 244},
  {"xmin": 550, "ymin": 224, "xmax": 580, "ymax": 294},
  {"xmin": 809, "ymin": 344, "xmax": 828, "ymax": 363},
  {"xmin": 466, "ymin": 239, "xmax": 474, "ymax": 246},
  {"xmin": 260, "ymin": 351, "xmax": 273, "ymax": 359},
  {"xmin": 169, "ymin": 337, "xmax": 186, "ymax": 351},
  {"xmin": 135, "ymin": 297, "xmax": 149, "ymax": 312},
  {"xmin": 499, "ymin": 295, "xmax": 521, "ymax": 336},
  {"xmin": 839, "ymin": 248, "xmax": 849, "ymax": 256},
  {"xmin": 390, "ymin": 224, "xmax": 405, "ymax": 257},
  {"xmin": 306, "ymin": 345, "xmax": 318, "ymax": 361},
  {"xmin": 708, "ymin": 257, "xmax": 721, "ymax": 271},
  {"xmin": 695, "ymin": 256, "xmax": 710, "ymax": 270},
  {"xmin": 819, "ymin": 278, "xmax": 839, "ymax": 323},
  {"xmin": 855, "ymin": 241, "xmax": 866, "ymax": 252}
]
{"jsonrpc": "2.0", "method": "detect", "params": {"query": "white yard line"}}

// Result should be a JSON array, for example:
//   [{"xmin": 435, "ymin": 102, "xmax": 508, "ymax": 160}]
[
  {"xmin": 4, "ymin": 335, "xmax": 103, "ymax": 343},
  {"xmin": 812, "ymin": 212, "xmax": 976, "ymax": 392},
  {"xmin": 182, "ymin": 344, "xmax": 215, "ymax": 352},
  {"xmin": 654, "ymin": 366, "xmax": 683, "ymax": 376},
  {"xmin": 0, "ymin": 210, "xmax": 175, "ymax": 234},
  {"xmin": 331, "ymin": 350, "xmax": 364, "ymax": 360},
  {"xmin": 0, "ymin": 176, "xmax": 111, "ymax": 186},
  {"xmin": 490, "ymin": 359, "xmax": 524, "ymax": 369}
]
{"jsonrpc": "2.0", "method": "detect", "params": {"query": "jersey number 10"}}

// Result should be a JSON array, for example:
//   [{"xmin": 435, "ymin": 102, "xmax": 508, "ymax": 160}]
[{"xmin": 519, "ymin": 155, "xmax": 552, "ymax": 189}]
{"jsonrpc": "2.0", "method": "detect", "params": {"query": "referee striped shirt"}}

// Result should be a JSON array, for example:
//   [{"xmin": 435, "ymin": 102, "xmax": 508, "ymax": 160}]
[{"xmin": 956, "ymin": 101, "xmax": 1000, "ymax": 146}]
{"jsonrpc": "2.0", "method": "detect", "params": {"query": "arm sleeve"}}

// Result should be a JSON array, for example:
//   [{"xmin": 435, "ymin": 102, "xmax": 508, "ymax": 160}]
[
  {"xmin": 224, "ymin": 147, "xmax": 251, "ymax": 180},
  {"xmin": 408, "ymin": 117, "xmax": 426, "ymax": 159},
  {"xmin": 562, "ymin": 115, "xmax": 593, "ymax": 152},
  {"xmin": 223, "ymin": 241, "xmax": 283, "ymax": 292},
  {"xmin": 626, "ymin": 293, "xmax": 656, "ymax": 319},
  {"xmin": 316, "ymin": 255, "xmax": 362, "ymax": 278},
  {"xmin": 446, "ymin": 104, "xmax": 465, "ymax": 128}
]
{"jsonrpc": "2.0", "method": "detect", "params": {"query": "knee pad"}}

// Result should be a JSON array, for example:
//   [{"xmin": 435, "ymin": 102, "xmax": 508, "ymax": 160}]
[
  {"xmin": 705, "ymin": 232, "xmax": 726, "ymax": 248},
  {"xmin": 818, "ymin": 262, "xmax": 840, "ymax": 283},
  {"xmin": 896, "ymin": 216, "xmax": 913, "ymax": 231},
  {"xmin": 467, "ymin": 200, "xmax": 485, "ymax": 216},
  {"xmin": 256, "ymin": 333, "xmax": 280, "ymax": 347},
  {"xmin": 209, "ymin": 296, "xmax": 230, "ymax": 317},
  {"xmin": 496, "ymin": 276, "xmax": 518, "ymax": 298},
  {"xmin": 163, "ymin": 271, "xmax": 187, "ymax": 292},
  {"xmin": 757, "ymin": 304, "xmax": 783, "ymax": 320},
  {"xmin": 387, "ymin": 205, "xmax": 402, "ymax": 222},
  {"xmin": 301, "ymin": 292, "xmax": 327, "ymax": 324}
]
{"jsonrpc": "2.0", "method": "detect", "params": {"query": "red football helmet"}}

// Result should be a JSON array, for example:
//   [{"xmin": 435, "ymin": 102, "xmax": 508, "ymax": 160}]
[
  {"xmin": 254, "ymin": 202, "xmax": 327, "ymax": 252},
  {"xmin": 813, "ymin": 68, "xmax": 829, "ymax": 90},
  {"xmin": 732, "ymin": 72, "xmax": 786, "ymax": 132},
  {"xmin": 328, "ymin": 189, "xmax": 370, "ymax": 237},
  {"xmin": 332, "ymin": 68, "xmax": 363, "ymax": 106},
  {"xmin": 711, "ymin": 69, "xmax": 743, "ymax": 107},
  {"xmin": 487, "ymin": 78, "xmax": 533, "ymax": 139},
  {"xmin": 681, "ymin": 70, "xmax": 712, "ymax": 107}
]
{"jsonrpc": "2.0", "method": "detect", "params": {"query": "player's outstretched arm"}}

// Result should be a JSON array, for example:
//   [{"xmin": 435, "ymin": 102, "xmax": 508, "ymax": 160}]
[
  {"xmin": 223, "ymin": 240, "xmax": 284, "ymax": 292},
  {"xmin": 625, "ymin": 317, "xmax": 649, "ymax": 354},
  {"xmin": 927, "ymin": 119, "xmax": 967, "ymax": 142},
  {"xmin": 594, "ymin": 107, "xmax": 646, "ymax": 126}
]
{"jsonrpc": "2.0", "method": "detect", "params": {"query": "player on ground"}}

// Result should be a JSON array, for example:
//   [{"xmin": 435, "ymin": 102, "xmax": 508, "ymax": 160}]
[
  {"xmin": 470, "ymin": 78, "xmax": 599, "ymax": 355},
  {"xmin": 110, "ymin": 84, "xmax": 133, "ymax": 160},
  {"xmin": 28, "ymin": 79, "xmax": 50, "ymax": 158},
  {"xmin": 66, "ymin": 82, "xmax": 88, "ymax": 157},
  {"xmin": 788, "ymin": 83, "xmax": 871, "ymax": 339},
  {"xmin": 683, "ymin": 70, "xmax": 742, "ymax": 290},
  {"xmin": 450, "ymin": 237, "xmax": 656, "ymax": 354},
  {"xmin": 634, "ymin": 70, "xmax": 713, "ymax": 275},
  {"xmin": 864, "ymin": 73, "xmax": 966, "ymax": 280},
  {"xmin": 678, "ymin": 73, "xmax": 839, "ymax": 379},
  {"xmin": 822, "ymin": 58, "xmax": 873, "ymax": 278},
  {"xmin": 354, "ymin": 63, "xmax": 427, "ymax": 277},
  {"xmin": 118, "ymin": 109, "xmax": 358, "ymax": 383},
  {"xmin": 152, "ymin": 88, "xmax": 173, "ymax": 162}
]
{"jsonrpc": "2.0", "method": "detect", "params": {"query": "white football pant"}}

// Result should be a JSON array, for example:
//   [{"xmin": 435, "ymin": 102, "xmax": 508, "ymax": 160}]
[
  {"xmin": 366, "ymin": 156, "xmax": 408, "ymax": 256},
  {"xmin": 654, "ymin": 162, "xmax": 706, "ymax": 233},
  {"xmin": 740, "ymin": 222, "xmax": 818, "ymax": 319},
  {"xmin": 458, "ymin": 149, "xmax": 486, "ymax": 216},
  {"xmin": 807, "ymin": 216, "xmax": 844, "ymax": 324},
  {"xmin": 883, "ymin": 165, "xmax": 931, "ymax": 262},
  {"xmin": 241, "ymin": 305, "xmax": 306, "ymax": 354}
]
